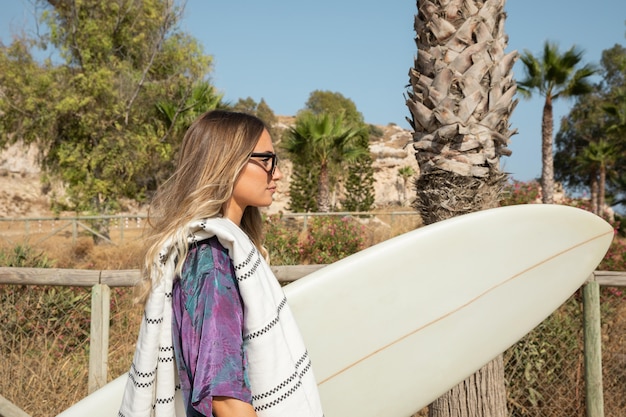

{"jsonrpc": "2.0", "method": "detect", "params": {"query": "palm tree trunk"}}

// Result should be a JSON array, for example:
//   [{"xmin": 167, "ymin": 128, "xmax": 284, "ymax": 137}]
[
  {"xmin": 414, "ymin": 170, "xmax": 506, "ymax": 226},
  {"xmin": 318, "ymin": 163, "xmax": 331, "ymax": 212},
  {"xmin": 415, "ymin": 170, "xmax": 508, "ymax": 417},
  {"xmin": 428, "ymin": 356, "xmax": 507, "ymax": 417},
  {"xmin": 541, "ymin": 97, "xmax": 555, "ymax": 204},
  {"xmin": 408, "ymin": 1, "xmax": 516, "ymax": 414}
]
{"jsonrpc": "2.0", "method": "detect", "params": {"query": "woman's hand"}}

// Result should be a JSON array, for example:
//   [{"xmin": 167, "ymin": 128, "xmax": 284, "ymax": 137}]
[{"xmin": 212, "ymin": 396, "xmax": 258, "ymax": 417}]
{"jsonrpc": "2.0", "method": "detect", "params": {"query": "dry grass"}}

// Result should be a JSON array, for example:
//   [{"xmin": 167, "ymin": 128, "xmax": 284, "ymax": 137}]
[
  {"xmin": 0, "ymin": 285, "xmax": 143, "ymax": 416},
  {"xmin": 0, "ymin": 235, "xmax": 145, "ymax": 416},
  {"xmin": 359, "ymin": 209, "xmax": 423, "ymax": 247}
]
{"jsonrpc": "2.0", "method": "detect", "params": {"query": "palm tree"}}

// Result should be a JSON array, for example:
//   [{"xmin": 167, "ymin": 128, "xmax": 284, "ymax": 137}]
[
  {"xmin": 397, "ymin": 165, "xmax": 416, "ymax": 205},
  {"xmin": 576, "ymin": 140, "xmax": 618, "ymax": 215},
  {"xmin": 283, "ymin": 112, "xmax": 365, "ymax": 212},
  {"xmin": 407, "ymin": 1, "xmax": 517, "ymax": 416},
  {"xmin": 517, "ymin": 41, "xmax": 597, "ymax": 204}
]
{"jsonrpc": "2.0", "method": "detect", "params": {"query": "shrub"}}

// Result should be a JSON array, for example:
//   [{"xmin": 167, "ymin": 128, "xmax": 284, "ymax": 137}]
[
  {"xmin": 0, "ymin": 244, "xmax": 54, "ymax": 267},
  {"xmin": 500, "ymin": 180, "xmax": 541, "ymax": 206},
  {"xmin": 505, "ymin": 296, "xmax": 584, "ymax": 414},
  {"xmin": 299, "ymin": 216, "xmax": 365, "ymax": 264},
  {"xmin": 264, "ymin": 214, "xmax": 302, "ymax": 265},
  {"xmin": 598, "ymin": 238, "xmax": 626, "ymax": 271}
]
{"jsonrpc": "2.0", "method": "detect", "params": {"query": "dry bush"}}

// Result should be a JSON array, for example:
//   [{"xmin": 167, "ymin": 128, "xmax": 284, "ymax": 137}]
[
  {"xmin": 358, "ymin": 207, "xmax": 423, "ymax": 247},
  {"xmin": 36, "ymin": 237, "xmax": 144, "ymax": 270}
]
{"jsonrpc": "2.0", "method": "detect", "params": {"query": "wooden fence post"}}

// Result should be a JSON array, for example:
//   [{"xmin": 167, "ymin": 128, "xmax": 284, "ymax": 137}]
[
  {"xmin": 0, "ymin": 394, "xmax": 32, "ymax": 417},
  {"xmin": 583, "ymin": 277, "xmax": 604, "ymax": 417},
  {"xmin": 72, "ymin": 219, "xmax": 77, "ymax": 244},
  {"xmin": 88, "ymin": 283, "xmax": 111, "ymax": 394}
]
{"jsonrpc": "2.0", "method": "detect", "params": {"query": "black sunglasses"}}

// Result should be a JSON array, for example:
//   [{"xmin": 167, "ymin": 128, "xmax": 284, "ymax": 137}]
[{"xmin": 249, "ymin": 152, "xmax": 279, "ymax": 176}]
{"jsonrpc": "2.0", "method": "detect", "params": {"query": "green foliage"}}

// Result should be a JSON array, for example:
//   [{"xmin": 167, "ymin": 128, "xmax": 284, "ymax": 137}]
[
  {"xmin": 156, "ymin": 81, "xmax": 225, "ymax": 138},
  {"xmin": 299, "ymin": 217, "xmax": 365, "ymax": 264},
  {"xmin": 302, "ymin": 90, "xmax": 364, "ymax": 127},
  {"xmin": 342, "ymin": 155, "xmax": 376, "ymax": 212},
  {"xmin": 0, "ymin": 0, "xmax": 213, "ymax": 215},
  {"xmin": 232, "ymin": 97, "xmax": 278, "ymax": 138},
  {"xmin": 283, "ymin": 112, "xmax": 367, "ymax": 212},
  {"xmin": 342, "ymin": 135, "xmax": 376, "ymax": 212},
  {"xmin": 233, "ymin": 97, "xmax": 277, "ymax": 126},
  {"xmin": 598, "ymin": 238, "xmax": 626, "ymax": 271},
  {"xmin": 288, "ymin": 162, "xmax": 320, "ymax": 213},
  {"xmin": 298, "ymin": 91, "xmax": 375, "ymax": 211},
  {"xmin": 264, "ymin": 215, "xmax": 365, "ymax": 265},
  {"xmin": 500, "ymin": 180, "xmax": 541, "ymax": 206},
  {"xmin": 505, "ymin": 297, "xmax": 583, "ymax": 413},
  {"xmin": 368, "ymin": 124, "xmax": 384, "ymax": 139},
  {"xmin": 517, "ymin": 41, "xmax": 597, "ymax": 100},
  {"xmin": 263, "ymin": 214, "xmax": 302, "ymax": 265},
  {"xmin": 0, "ymin": 244, "xmax": 54, "ymax": 268},
  {"xmin": 397, "ymin": 166, "xmax": 416, "ymax": 205},
  {"xmin": 553, "ymin": 44, "xmax": 626, "ymax": 209}
]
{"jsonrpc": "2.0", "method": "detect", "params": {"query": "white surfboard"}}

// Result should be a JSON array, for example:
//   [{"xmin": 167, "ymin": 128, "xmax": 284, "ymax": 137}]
[{"xmin": 57, "ymin": 204, "xmax": 613, "ymax": 417}]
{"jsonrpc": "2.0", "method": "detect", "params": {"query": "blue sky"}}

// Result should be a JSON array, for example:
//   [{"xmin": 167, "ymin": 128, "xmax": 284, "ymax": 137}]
[{"xmin": 1, "ymin": 0, "xmax": 625, "ymax": 183}]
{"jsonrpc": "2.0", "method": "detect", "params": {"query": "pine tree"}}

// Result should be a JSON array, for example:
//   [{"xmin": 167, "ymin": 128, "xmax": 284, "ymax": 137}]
[
  {"xmin": 288, "ymin": 159, "xmax": 319, "ymax": 212},
  {"xmin": 342, "ymin": 134, "xmax": 375, "ymax": 212}
]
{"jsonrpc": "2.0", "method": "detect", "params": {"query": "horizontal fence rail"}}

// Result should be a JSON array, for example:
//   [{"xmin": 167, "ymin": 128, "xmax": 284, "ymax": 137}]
[
  {"xmin": 0, "ymin": 265, "xmax": 326, "ymax": 286},
  {"xmin": 1, "ymin": 266, "xmax": 623, "ymax": 287}
]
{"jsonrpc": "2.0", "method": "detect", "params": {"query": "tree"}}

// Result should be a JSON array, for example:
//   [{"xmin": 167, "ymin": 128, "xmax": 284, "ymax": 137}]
[
  {"xmin": 156, "ymin": 81, "xmax": 225, "ymax": 140},
  {"xmin": 397, "ymin": 165, "xmax": 416, "ymax": 205},
  {"xmin": 577, "ymin": 140, "xmax": 619, "ymax": 214},
  {"xmin": 283, "ymin": 112, "xmax": 366, "ymax": 212},
  {"xmin": 301, "ymin": 90, "xmax": 376, "ymax": 212},
  {"xmin": 232, "ymin": 97, "xmax": 278, "ymax": 137},
  {"xmin": 342, "ymin": 133, "xmax": 376, "ymax": 212},
  {"xmin": 288, "ymin": 160, "xmax": 320, "ymax": 212},
  {"xmin": 303, "ymin": 90, "xmax": 364, "ymax": 126},
  {"xmin": 152, "ymin": 80, "xmax": 225, "ymax": 189},
  {"xmin": 517, "ymin": 41, "xmax": 597, "ymax": 204},
  {"xmin": 600, "ymin": 46, "xmax": 626, "ymax": 207},
  {"xmin": 554, "ymin": 44, "xmax": 626, "ymax": 213},
  {"xmin": 0, "ymin": 0, "xmax": 212, "ymax": 222},
  {"xmin": 554, "ymin": 93, "xmax": 608, "ymax": 214},
  {"xmin": 407, "ymin": 1, "xmax": 517, "ymax": 416}
]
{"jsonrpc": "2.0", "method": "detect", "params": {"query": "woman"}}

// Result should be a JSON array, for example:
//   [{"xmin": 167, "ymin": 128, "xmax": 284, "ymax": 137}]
[{"xmin": 119, "ymin": 110, "xmax": 324, "ymax": 417}]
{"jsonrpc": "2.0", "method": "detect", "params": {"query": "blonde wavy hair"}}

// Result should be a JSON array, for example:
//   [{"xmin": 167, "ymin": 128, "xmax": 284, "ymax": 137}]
[{"xmin": 138, "ymin": 110, "xmax": 268, "ymax": 301}]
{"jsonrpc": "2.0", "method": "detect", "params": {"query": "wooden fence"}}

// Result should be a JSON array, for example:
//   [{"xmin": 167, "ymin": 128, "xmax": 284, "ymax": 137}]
[
  {"xmin": 0, "ymin": 267, "xmax": 624, "ymax": 417},
  {"xmin": 0, "ymin": 211, "xmax": 419, "ymax": 246}
]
